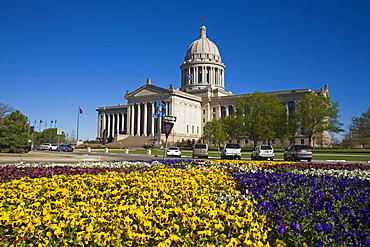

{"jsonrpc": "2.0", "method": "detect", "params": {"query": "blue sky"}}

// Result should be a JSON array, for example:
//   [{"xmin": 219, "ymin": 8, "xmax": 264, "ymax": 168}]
[{"xmin": 1, "ymin": 0, "xmax": 369, "ymax": 141}]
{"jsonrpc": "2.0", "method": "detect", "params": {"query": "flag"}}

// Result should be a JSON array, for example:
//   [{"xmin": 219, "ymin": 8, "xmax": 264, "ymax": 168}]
[
  {"xmin": 51, "ymin": 120, "xmax": 53, "ymax": 124},
  {"xmin": 155, "ymin": 100, "xmax": 166, "ymax": 109},
  {"xmin": 40, "ymin": 120, "xmax": 43, "ymax": 123},
  {"xmin": 79, "ymin": 108, "xmax": 84, "ymax": 114},
  {"xmin": 188, "ymin": 74, "xmax": 193, "ymax": 80}
]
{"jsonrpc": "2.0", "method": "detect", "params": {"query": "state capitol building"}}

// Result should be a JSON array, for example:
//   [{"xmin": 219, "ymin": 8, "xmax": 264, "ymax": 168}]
[{"xmin": 96, "ymin": 21, "xmax": 330, "ymax": 147}]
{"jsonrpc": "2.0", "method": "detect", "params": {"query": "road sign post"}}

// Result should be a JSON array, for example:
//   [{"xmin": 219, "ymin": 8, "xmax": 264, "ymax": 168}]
[{"xmin": 162, "ymin": 117, "xmax": 176, "ymax": 158}]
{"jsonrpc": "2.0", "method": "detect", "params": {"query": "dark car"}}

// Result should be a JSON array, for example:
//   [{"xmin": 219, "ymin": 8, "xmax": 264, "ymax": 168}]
[
  {"xmin": 284, "ymin": 145, "xmax": 312, "ymax": 162},
  {"xmin": 57, "ymin": 144, "xmax": 75, "ymax": 152}
]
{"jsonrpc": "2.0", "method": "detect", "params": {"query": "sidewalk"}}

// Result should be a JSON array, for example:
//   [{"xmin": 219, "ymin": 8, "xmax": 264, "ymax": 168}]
[{"xmin": 0, "ymin": 154, "xmax": 116, "ymax": 164}]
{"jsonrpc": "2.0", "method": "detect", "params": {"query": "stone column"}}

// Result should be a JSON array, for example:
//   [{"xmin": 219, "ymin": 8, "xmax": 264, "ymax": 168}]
[
  {"xmin": 116, "ymin": 113, "xmax": 120, "ymax": 135},
  {"xmin": 102, "ymin": 114, "xmax": 106, "ymax": 137},
  {"xmin": 97, "ymin": 114, "xmax": 102, "ymax": 138},
  {"xmin": 112, "ymin": 113, "xmax": 116, "ymax": 138},
  {"xmin": 127, "ymin": 106, "xmax": 131, "ymax": 135},
  {"xmin": 225, "ymin": 105, "xmax": 229, "ymax": 117},
  {"xmin": 107, "ymin": 114, "xmax": 111, "ymax": 138},
  {"xmin": 143, "ymin": 103, "xmax": 147, "ymax": 136},
  {"xmin": 137, "ymin": 103, "xmax": 141, "ymax": 136},
  {"xmin": 130, "ymin": 104, "xmax": 135, "ymax": 136}
]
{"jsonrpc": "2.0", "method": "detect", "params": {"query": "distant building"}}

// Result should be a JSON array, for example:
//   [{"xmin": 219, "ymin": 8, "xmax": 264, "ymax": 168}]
[{"xmin": 96, "ymin": 22, "xmax": 330, "ymax": 147}]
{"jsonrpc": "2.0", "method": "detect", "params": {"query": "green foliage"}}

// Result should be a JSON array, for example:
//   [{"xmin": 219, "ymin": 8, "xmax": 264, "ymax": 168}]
[
  {"xmin": 0, "ymin": 110, "xmax": 31, "ymax": 153},
  {"xmin": 33, "ymin": 128, "xmax": 66, "ymax": 144},
  {"xmin": 175, "ymin": 139, "xmax": 194, "ymax": 147},
  {"xmin": 295, "ymin": 92, "xmax": 342, "ymax": 146},
  {"xmin": 349, "ymin": 107, "xmax": 370, "ymax": 147},
  {"xmin": 231, "ymin": 92, "xmax": 289, "ymax": 146},
  {"xmin": 203, "ymin": 118, "xmax": 228, "ymax": 149}
]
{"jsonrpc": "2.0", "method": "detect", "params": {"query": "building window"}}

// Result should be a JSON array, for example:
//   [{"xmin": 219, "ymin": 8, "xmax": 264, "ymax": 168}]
[
  {"xmin": 228, "ymin": 105, "xmax": 234, "ymax": 116},
  {"xmin": 301, "ymin": 139, "xmax": 305, "ymax": 144},
  {"xmin": 203, "ymin": 110, "xmax": 205, "ymax": 114},
  {"xmin": 221, "ymin": 106, "xmax": 227, "ymax": 118},
  {"xmin": 187, "ymin": 125, "xmax": 189, "ymax": 133},
  {"xmin": 192, "ymin": 126, "xmax": 194, "ymax": 134},
  {"xmin": 197, "ymin": 126, "xmax": 199, "ymax": 134},
  {"xmin": 288, "ymin": 101, "xmax": 295, "ymax": 114},
  {"xmin": 203, "ymin": 118, "xmax": 205, "ymax": 123}
]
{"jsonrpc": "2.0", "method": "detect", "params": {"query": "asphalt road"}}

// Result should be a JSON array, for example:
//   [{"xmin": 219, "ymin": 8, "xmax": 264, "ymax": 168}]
[{"xmin": 0, "ymin": 150, "xmax": 369, "ymax": 165}]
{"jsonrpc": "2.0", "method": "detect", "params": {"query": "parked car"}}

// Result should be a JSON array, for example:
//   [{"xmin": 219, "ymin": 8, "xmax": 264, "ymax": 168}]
[
  {"xmin": 284, "ymin": 145, "xmax": 312, "ymax": 162},
  {"xmin": 32, "ymin": 143, "xmax": 41, "ymax": 150},
  {"xmin": 57, "ymin": 144, "xmax": 75, "ymax": 152},
  {"xmin": 192, "ymin": 144, "xmax": 208, "ymax": 158},
  {"xmin": 251, "ymin": 145, "xmax": 274, "ymax": 160},
  {"xmin": 166, "ymin": 147, "xmax": 182, "ymax": 157},
  {"xmin": 50, "ymin": 143, "xmax": 58, "ymax": 151},
  {"xmin": 221, "ymin": 143, "xmax": 242, "ymax": 160},
  {"xmin": 40, "ymin": 143, "xmax": 53, "ymax": 151}
]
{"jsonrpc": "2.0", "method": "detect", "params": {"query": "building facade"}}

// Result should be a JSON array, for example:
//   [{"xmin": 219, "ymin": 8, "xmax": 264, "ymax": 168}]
[{"xmin": 96, "ymin": 22, "xmax": 330, "ymax": 147}]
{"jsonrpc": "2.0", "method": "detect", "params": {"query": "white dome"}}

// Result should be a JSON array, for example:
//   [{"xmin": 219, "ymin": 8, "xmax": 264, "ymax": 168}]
[
  {"xmin": 180, "ymin": 22, "xmax": 226, "ymax": 92},
  {"xmin": 185, "ymin": 25, "xmax": 221, "ymax": 62}
]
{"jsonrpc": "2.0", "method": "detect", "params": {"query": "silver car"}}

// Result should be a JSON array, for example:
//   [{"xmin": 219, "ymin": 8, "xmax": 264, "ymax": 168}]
[
  {"xmin": 284, "ymin": 145, "xmax": 312, "ymax": 162},
  {"xmin": 57, "ymin": 144, "xmax": 75, "ymax": 152},
  {"xmin": 251, "ymin": 145, "xmax": 274, "ymax": 160}
]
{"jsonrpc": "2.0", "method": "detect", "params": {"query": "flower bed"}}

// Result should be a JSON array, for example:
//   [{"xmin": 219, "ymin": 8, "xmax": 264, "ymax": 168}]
[
  {"xmin": 0, "ymin": 161, "xmax": 269, "ymax": 246},
  {"xmin": 0, "ymin": 160, "xmax": 369, "ymax": 246}
]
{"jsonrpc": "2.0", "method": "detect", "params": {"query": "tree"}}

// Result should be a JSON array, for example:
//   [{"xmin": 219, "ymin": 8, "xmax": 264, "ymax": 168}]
[
  {"xmin": 349, "ymin": 107, "xmax": 370, "ymax": 147},
  {"xmin": 0, "ymin": 103, "xmax": 14, "ymax": 126},
  {"xmin": 231, "ymin": 92, "xmax": 289, "ymax": 147},
  {"xmin": 33, "ymin": 128, "xmax": 67, "ymax": 144},
  {"xmin": 0, "ymin": 103, "xmax": 14, "ymax": 119},
  {"xmin": 203, "ymin": 118, "xmax": 228, "ymax": 150},
  {"xmin": 0, "ymin": 110, "xmax": 31, "ymax": 153},
  {"xmin": 295, "ymin": 92, "xmax": 342, "ymax": 146}
]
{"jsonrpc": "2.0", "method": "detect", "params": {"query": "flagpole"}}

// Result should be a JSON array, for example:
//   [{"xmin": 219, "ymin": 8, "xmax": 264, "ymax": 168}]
[{"xmin": 77, "ymin": 106, "xmax": 80, "ymax": 141}]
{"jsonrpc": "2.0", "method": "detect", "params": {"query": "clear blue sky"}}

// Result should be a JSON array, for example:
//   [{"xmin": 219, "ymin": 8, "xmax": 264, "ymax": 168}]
[{"xmin": 1, "ymin": 0, "xmax": 369, "ymax": 141}]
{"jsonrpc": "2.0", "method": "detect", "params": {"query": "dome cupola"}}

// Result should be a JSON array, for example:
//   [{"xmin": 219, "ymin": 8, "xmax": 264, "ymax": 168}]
[{"xmin": 180, "ymin": 19, "xmax": 226, "ymax": 92}]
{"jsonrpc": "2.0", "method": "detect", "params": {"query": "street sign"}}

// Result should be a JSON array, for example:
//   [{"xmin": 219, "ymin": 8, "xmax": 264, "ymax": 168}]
[
  {"xmin": 56, "ymin": 128, "xmax": 62, "ymax": 135},
  {"xmin": 163, "ymin": 122, "xmax": 174, "ymax": 138},
  {"xmin": 163, "ymin": 116, "xmax": 177, "ymax": 122}
]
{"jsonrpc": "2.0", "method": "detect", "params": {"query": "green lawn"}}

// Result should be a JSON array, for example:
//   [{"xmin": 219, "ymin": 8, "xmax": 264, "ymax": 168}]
[{"xmin": 78, "ymin": 148, "xmax": 370, "ymax": 162}]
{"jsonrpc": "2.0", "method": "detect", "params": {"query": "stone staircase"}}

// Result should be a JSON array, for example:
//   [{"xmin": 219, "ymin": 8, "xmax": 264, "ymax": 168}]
[{"xmin": 107, "ymin": 136, "xmax": 156, "ymax": 149}]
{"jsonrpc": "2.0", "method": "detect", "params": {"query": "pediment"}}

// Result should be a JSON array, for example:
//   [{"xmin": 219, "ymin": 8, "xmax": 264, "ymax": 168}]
[{"xmin": 125, "ymin": 84, "xmax": 169, "ymax": 99}]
